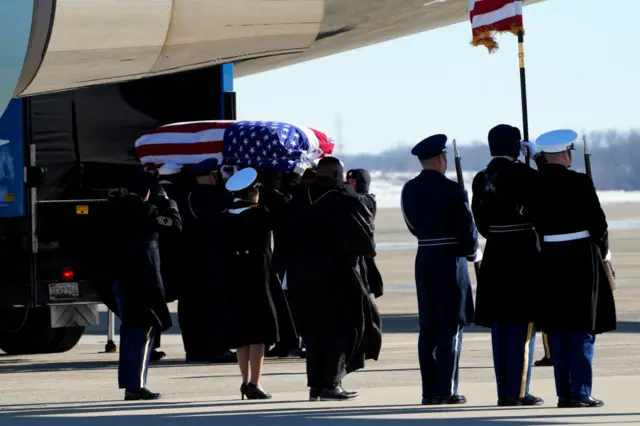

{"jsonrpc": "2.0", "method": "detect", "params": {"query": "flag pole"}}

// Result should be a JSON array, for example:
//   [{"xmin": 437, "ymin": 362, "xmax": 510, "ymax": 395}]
[{"xmin": 517, "ymin": 30, "xmax": 531, "ymax": 167}]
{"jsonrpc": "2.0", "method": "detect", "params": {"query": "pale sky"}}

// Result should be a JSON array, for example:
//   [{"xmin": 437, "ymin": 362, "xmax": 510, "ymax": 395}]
[{"xmin": 236, "ymin": 0, "xmax": 640, "ymax": 155}]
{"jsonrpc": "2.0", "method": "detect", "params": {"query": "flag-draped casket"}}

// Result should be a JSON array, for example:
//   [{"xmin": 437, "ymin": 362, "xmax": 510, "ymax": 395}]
[{"xmin": 134, "ymin": 120, "xmax": 335, "ymax": 172}]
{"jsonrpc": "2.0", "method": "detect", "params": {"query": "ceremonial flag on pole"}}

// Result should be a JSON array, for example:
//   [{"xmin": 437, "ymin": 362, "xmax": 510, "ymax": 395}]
[{"xmin": 469, "ymin": 0, "xmax": 524, "ymax": 52}]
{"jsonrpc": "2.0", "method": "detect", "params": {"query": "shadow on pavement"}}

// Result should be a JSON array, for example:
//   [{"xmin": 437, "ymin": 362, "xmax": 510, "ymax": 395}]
[{"xmin": 0, "ymin": 401, "xmax": 638, "ymax": 426}]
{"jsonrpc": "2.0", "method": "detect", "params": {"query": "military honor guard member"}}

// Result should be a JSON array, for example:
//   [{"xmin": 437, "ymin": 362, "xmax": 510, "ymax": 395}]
[
  {"xmin": 108, "ymin": 169, "xmax": 183, "ymax": 401},
  {"xmin": 471, "ymin": 124, "xmax": 543, "ymax": 406},
  {"xmin": 217, "ymin": 167, "xmax": 297, "ymax": 400},
  {"xmin": 401, "ymin": 134, "xmax": 481, "ymax": 405},
  {"xmin": 179, "ymin": 157, "xmax": 237, "ymax": 363},
  {"xmin": 532, "ymin": 129, "xmax": 617, "ymax": 408}
]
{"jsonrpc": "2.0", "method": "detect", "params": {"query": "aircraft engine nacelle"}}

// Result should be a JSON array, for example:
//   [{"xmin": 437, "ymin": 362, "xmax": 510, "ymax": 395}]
[
  {"xmin": 0, "ymin": 0, "xmax": 546, "ymax": 115},
  {"xmin": 0, "ymin": 0, "xmax": 326, "ymax": 107}
]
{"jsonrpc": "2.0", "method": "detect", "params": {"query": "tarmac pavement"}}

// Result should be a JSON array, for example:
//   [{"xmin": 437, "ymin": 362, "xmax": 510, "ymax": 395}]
[{"xmin": 1, "ymin": 287, "xmax": 640, "ymax": 425}]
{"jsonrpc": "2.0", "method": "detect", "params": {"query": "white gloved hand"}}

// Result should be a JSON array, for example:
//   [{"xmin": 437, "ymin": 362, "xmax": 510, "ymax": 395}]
[
  {"xmin": 520, "ymin": 140, "xmax": 537, "ymax": 157},
  {"xmin": 605, "ymin": 250, "xmax": 612, "ymax": 262},
  {"xmin": 467, "ymin": 249, "xmax": 483, "ymax": 263}
]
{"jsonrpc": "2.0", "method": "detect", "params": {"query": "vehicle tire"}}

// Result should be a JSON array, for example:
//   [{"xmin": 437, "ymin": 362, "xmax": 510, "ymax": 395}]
[
  {"xmin": 47, "ymin": 327, "xmax": 85, "ymax": 353},
  {"xmin": 0, "ymin": 308, "xmax": 57, "ymax": 355}
]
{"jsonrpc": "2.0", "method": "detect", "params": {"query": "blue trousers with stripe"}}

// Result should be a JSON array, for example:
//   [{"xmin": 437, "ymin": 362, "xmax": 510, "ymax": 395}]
[
  {"xmin": 547, "ymin": 331, "xmax": 595, "ymax": 398},
  {"xmin": 418, "ymin": 324, "xmax": 464, "ymax": 399},
  {"xmin": 113, "ymin": 282, "xmax": 157, "ymax": 391},
  {"xmin": 491, "ymin": 322, "xmax": 536, "ymax": 399}
]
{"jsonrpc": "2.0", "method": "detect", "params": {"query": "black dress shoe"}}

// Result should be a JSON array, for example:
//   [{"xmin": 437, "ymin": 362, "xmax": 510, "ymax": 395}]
[
  {"xmin": 534, "ymin": 357, "xmax": 553, "ymax": 367},
  {"xmin": 309, "ymin": 388, "xmax": 321, "ymax": 401},
  {"xmin": 424, "ymin": 394, "xmax": 467, "ymax": 405},
  {"xmin": 124, "ymin": 388, "xmax": 161, "ymax": 401},
  {"xmin": 569, "ymin": 396, "xmax": 604, "ymax": 408},
  {"xmin": 498, "ymin": 394, "xmax": 544, "ymax": 406},
  {"xmin": 150, "ymin": 350, "xmax": 166, "ymax": 362},
  {"xmin": 319, "ymin": 386, "xmax": 358, "ymax": 401},
  {"xmin": 557, "ymin": 397, "xmax": 570, "ymax": 408}
]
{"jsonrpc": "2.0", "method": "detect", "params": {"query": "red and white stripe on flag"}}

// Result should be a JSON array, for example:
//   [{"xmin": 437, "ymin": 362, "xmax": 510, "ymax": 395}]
[
  {"xmin": 135, "ymin": 121, "xmax": 233, "ymax": 168},
  {"xmin": 469, "ymin": 0, "xmax": 524, "ymax": 52}
]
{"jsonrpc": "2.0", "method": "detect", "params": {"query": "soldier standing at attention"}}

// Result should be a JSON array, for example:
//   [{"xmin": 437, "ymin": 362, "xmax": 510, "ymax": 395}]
[
  {"xmin": 108, "ymin": 169, "xmax": 183, "ymax": 400},
  {"xmin": 532, "ymin": 129, "xmax": 616, "ymax": 408},
  {"xmin": 401, "ymin": 134, "xmax": 481, "ymax": 405},
  {"xmin": 471, "ymin": 124, "xmax": 543, "ymax": 407}
]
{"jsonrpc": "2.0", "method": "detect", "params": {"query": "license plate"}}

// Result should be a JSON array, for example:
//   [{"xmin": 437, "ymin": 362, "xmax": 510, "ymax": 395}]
[{"xmin": 49, "ymin": 282, "xmax": 80, "ymax": 301}]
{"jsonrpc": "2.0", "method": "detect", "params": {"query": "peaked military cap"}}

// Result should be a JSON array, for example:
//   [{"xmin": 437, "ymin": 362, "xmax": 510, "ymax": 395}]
[
  {"xmin": 225, "ymin": 167, "xmax": 259, "ymax": 193},
  {"xmin": 158, "ymin": 163, "xmax": 182, "ymax": 176},
  {"xmin": 193, "ymin": 157, "xmax": 221, "ymax": 176},
  {"xmin": 411, "ymin": 134, "xmax": 448, "ymax": 160},
  {"xmin": 535, "ymin": 129, "xmax": 578, "ymax": 154}
]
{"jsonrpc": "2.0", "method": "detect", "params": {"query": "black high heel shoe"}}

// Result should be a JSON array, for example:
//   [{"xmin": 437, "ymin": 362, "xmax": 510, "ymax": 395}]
[
  {"xmin": 240, "ymin": 383, "xmax": 249, "ymax": 400},
  {"xmin": 243, "ymin": 382, "xmax": 272, "ymax": 400}
]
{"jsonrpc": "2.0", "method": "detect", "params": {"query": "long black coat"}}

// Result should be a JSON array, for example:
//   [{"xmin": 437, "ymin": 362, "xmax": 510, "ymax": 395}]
[
  {"xmin": 217, "ymin": 199, "xmax": 296, "ymax": 348},
  {"xmin": 285, "ymin": 177, "xmax": 382, "ymax": 373},
  {"xmin": 178, "ymin": 184, "xmax": 233, "ymax": 353},
  {"xmin": 348, "ymin": 169, "xmax": 384, "ymax": 298},
  {"xmin": 471, "ymin": 158, "xmax": 541, "ymax": 326},
  {"xmin": 532, "ymin": 164, "xmax": 616, "ymax": 334},
  {"xmin": 108, "ymin": 192, "xmax": 183, "ymax": 331}
]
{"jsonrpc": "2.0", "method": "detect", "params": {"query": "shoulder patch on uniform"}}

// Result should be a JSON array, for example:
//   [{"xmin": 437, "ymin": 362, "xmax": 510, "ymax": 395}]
[{"xmin": 156, "ymin": 216, "xmax": 173, "ymax": 227}]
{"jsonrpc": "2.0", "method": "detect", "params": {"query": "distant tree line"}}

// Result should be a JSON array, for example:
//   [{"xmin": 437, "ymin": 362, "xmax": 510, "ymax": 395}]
[{"xmin": 340, "ymin": 129, "xmax": 640, "ymax": 190}]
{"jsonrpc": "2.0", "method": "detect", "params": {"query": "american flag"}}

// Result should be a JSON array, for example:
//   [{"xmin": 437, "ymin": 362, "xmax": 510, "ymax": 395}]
[
  {"xmin": 469, "ymin": 0, "xmax": 524, "ymax": 52},
  {"xmin": 134, "ymin": 120, "xmax": 335, "ymax": 171},
  {"xmin": 135, "ymin": 121, "xmax": 230, "ymax": 169},
  {"xmin": 223, "ymin": 121, "xmax": 334, "ymax": 172}
]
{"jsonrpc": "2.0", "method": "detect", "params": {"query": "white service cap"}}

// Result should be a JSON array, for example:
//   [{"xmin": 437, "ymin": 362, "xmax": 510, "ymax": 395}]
[
  {"xmin": 158, "ymin": 163, "xmax": 183, "ymax": 176},
  {"xmin": 535, "ymin": 129, "xmax": 578, "ymax": 154},
  {"xmin": 225, "ymin": 167, "xmax": 258, "ymax": 192}
]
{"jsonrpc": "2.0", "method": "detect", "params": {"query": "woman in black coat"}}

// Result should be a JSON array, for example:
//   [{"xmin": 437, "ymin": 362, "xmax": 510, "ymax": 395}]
[{"xmin": 218, "ymin": 167, "xmax": 296, "ymax": 400}]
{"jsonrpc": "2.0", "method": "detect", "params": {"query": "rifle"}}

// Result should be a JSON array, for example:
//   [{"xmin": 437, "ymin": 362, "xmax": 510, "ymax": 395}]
[
  {"xmin": 452, "ymin": 139, "xmax": 481, "ymax": 277},
  {"xmin": 582, "ymin": 135, "xmax": 616, "ymax": 291}
]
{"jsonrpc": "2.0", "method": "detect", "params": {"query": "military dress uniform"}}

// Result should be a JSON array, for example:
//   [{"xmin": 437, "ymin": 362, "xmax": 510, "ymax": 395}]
[
  {"xmin": 109, "ymin": 169, "xmax": 183, "ymax": 401},
  {"xmin": 179, "ymin": 157, "xmax": 235, "ymax": 363},
  {"xmin": 471, "ymin": 124, "xmax": 543, "ymax": 406},
  {"xmin": 532, "ymin": 129, "xmax": 617, "ymax": 408},
  {"xmin": 401, "ymin": 134, "xmax": 480, "ymax": 405}
]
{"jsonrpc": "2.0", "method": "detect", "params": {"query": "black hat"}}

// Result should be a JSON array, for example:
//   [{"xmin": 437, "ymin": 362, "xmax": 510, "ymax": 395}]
[
  {"xmin": 127, "ymin": 168, "xmax": 156, "ymax": 197},
  {"xmin": 347, "ymin": 169, "xmax": 371, "ymax": 194},
  {"xmin": 193, "ymin": 157, "xmax": 221, "ymax": 177},
  {"xmin": 411, "ymin": 134, "xmax": 447, "ymax": 160},
  {"xmin": 488, "ymin": 125, "xmax": 521, "ymax": 158}
]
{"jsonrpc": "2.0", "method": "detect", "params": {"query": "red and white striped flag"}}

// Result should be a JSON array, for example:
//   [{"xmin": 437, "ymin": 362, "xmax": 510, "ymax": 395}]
[
  {"xmin": 135, "ymin": 121, "xmax": 231, "ymax": 169},
  {"xmin": 469, "ymin": 0, "xmax": 524, "ymax": 52}
]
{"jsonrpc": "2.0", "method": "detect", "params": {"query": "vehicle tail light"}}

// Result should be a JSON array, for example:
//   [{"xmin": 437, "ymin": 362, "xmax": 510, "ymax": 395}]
[{"xmin": 62, "ymin": 267, "xmax": 75, "ymax": 282}]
